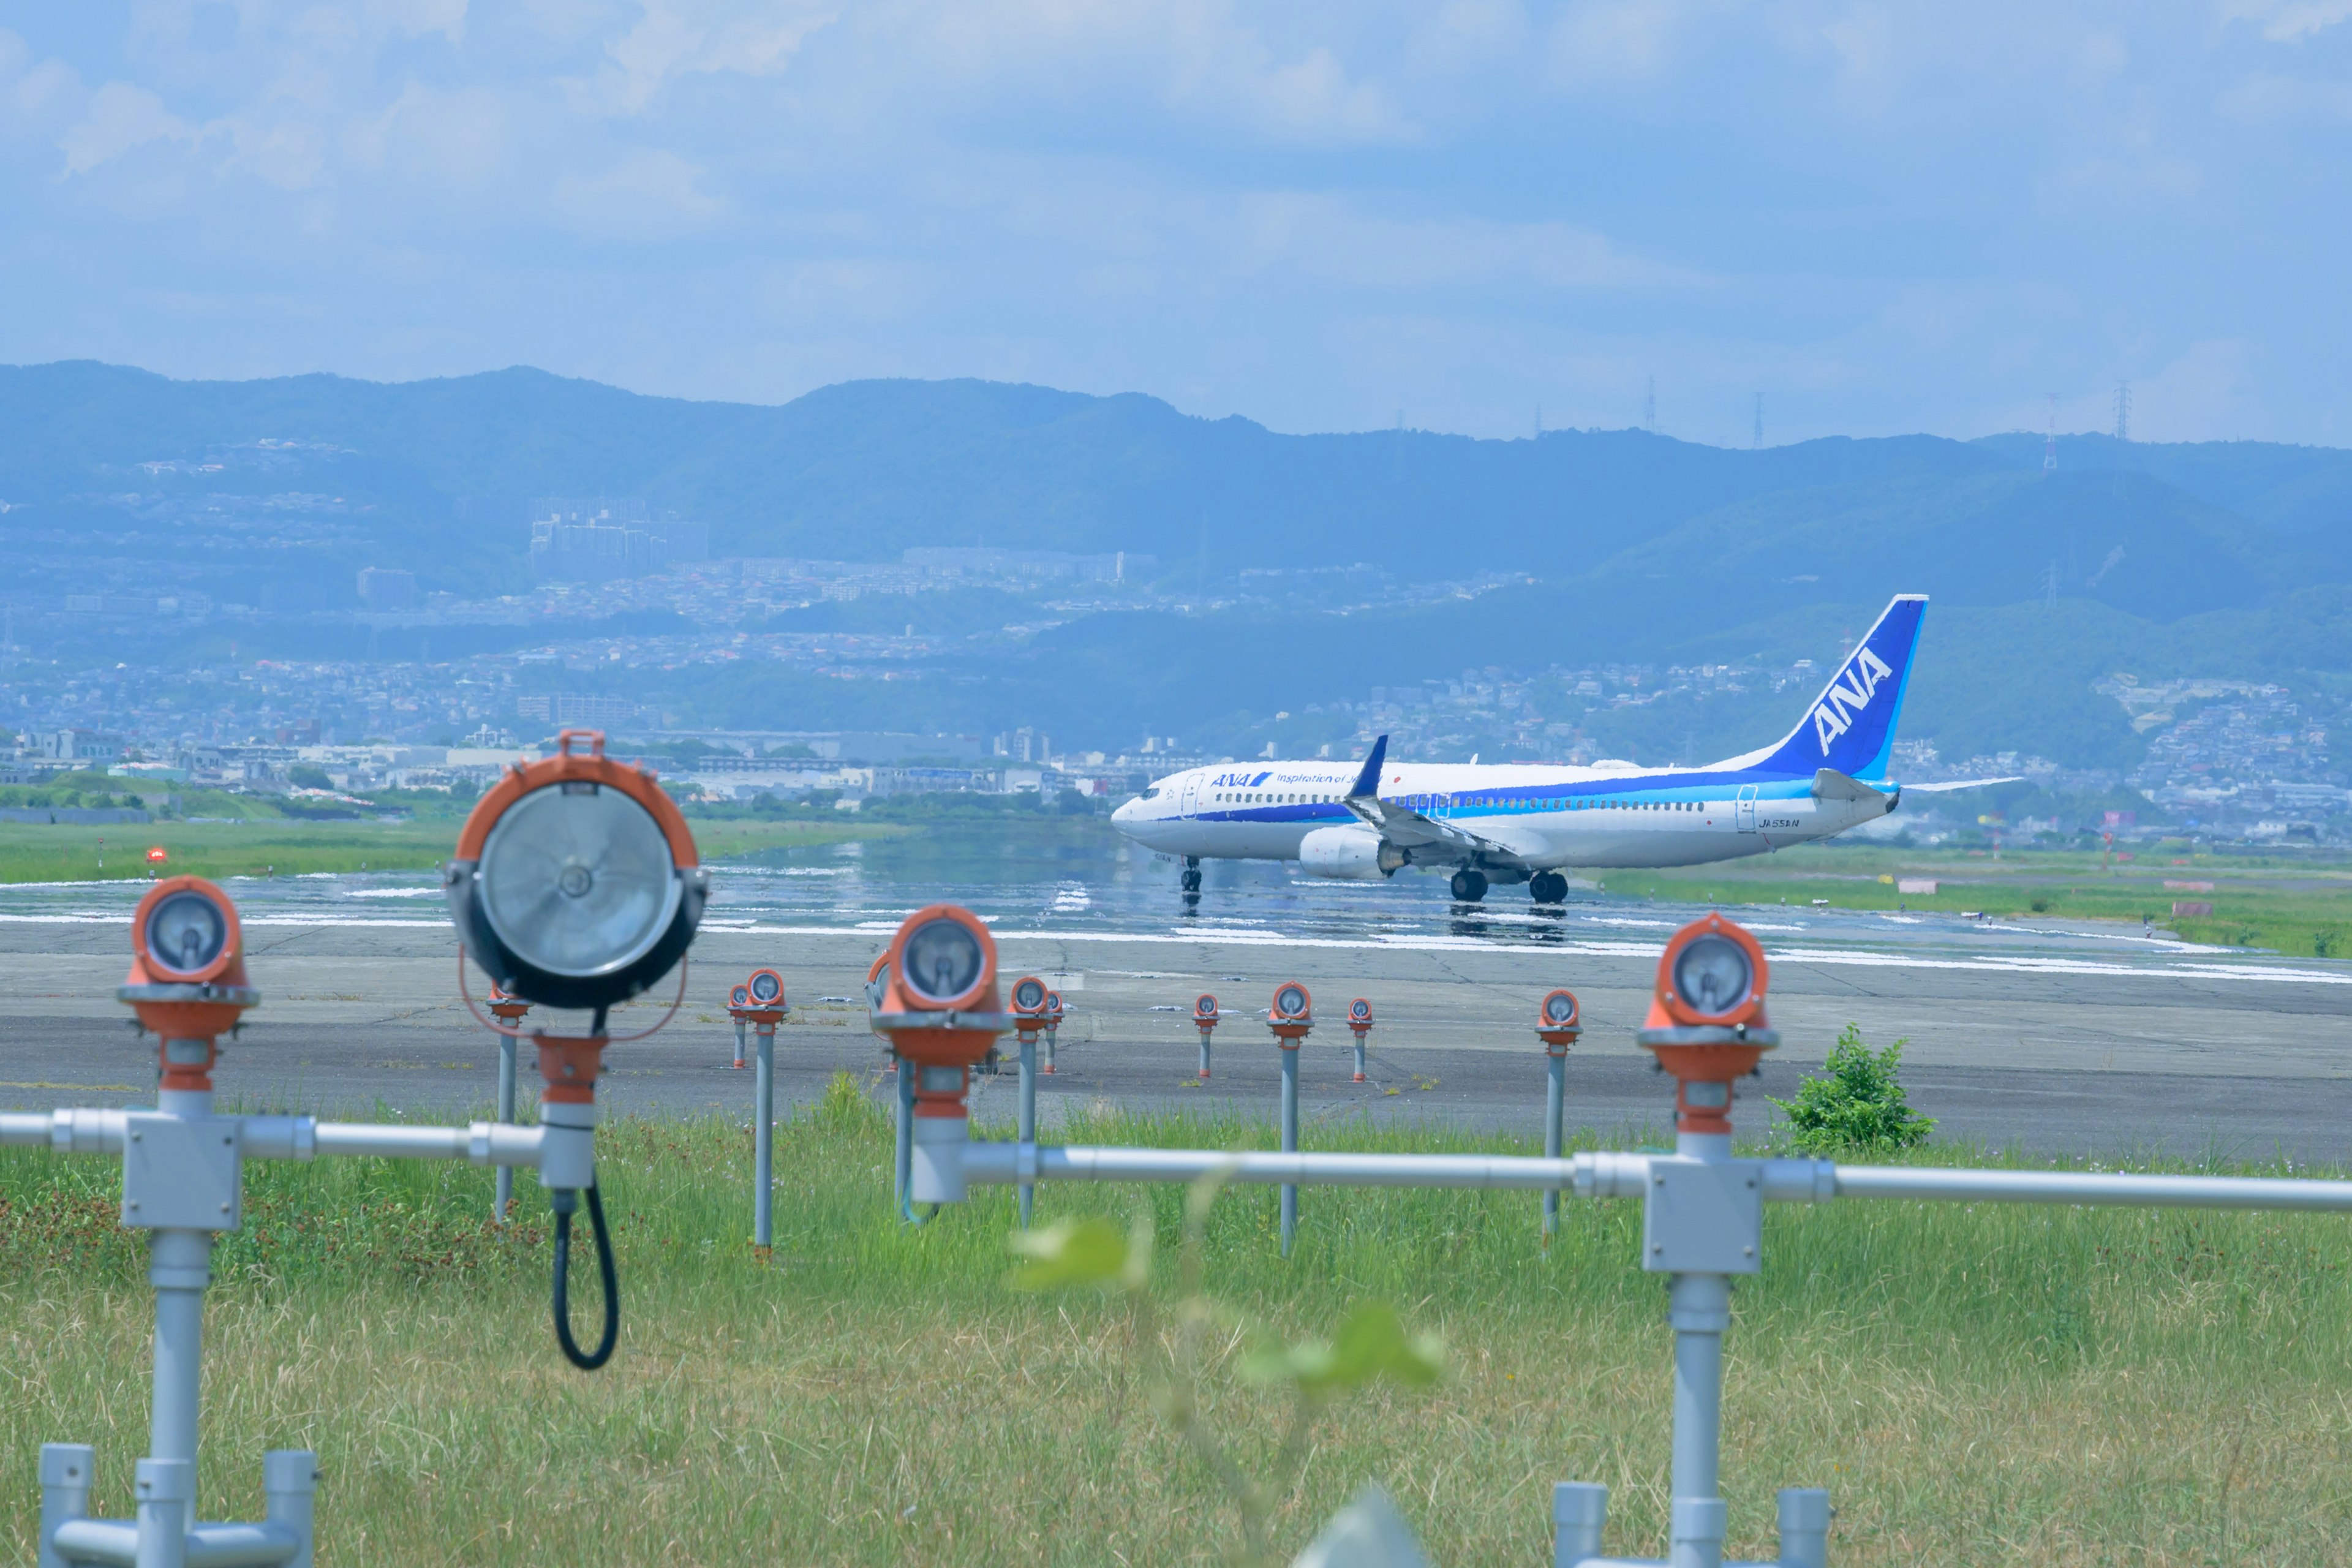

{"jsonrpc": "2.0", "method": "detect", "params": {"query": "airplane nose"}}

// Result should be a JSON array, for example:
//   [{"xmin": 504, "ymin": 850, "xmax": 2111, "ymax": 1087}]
[{"xmin": 1112, "ymin": 797, "xmax": 1138, "ymax": 824}]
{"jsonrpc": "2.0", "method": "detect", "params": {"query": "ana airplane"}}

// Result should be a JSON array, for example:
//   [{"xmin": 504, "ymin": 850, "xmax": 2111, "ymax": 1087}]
[{"xmin": 1112, "ymin": 594, "xmax": 2001, "ymax": 903}]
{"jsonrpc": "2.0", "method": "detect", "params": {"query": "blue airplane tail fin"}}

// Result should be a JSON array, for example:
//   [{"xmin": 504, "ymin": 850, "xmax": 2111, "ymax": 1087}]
[{"xmin": 1737, "ymin": 595, "xmax": 1927, "ymax": 781}]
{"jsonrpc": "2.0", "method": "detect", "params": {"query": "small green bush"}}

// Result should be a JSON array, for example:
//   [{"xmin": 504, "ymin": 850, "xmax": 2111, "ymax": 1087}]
[{"xmin": 1771, "ymin": 1023, "xmax": 1936, "ymax": 1154}]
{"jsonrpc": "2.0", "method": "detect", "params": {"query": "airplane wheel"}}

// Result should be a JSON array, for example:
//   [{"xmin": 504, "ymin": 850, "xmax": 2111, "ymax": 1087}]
[
  {"xmin": 1531, "ymin": 871, "xmax": 1567, "ymax": 904},
  {"xmin": 1450, "ymin": 869, "xmax": 1488, "ymax": 902},
  {"xmin": 1180, "ymin": 868, "xmax": 1202, "ymax": 892}
]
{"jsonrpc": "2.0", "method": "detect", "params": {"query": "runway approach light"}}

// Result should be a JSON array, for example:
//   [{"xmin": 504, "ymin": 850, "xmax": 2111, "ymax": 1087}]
[
  {"xmin": 119, "ymin": 876, "xmax": 258, "ymax": 1068},
  {"xmin": 1268, "ymin": 981, "xmax": 1313, "ymax": 1043},
  {"xmin": 1011, "ymin": 975, "xmax": 1049, "ymax": 1028},
  {"xmin": 1041, "ymin": 989, "xmax": 1066, "ymax": 1073},
  {"xmin": 867, "ymin": 905, "xmax": 1010, "ymax": 1203},
  {"xmin": 445, "ymin": 729, "xmax": 707, "ymax": 1015},
  {"xmin": 1637, "ymin": 913, "xmax": 1777, "ymax": 1135},
  {"xmin": 1193, "ymin": 992, "xmax": 1221, "ymax": 1079},
  {"xmin": 1346, "ymin": 997, "xmax": 1373, "ymax": 1082},
  {"xmin": 729, "ymin": 983, "xmax": 750, "ymax": 1009},
  {"xmin": 747, "ymin": 968, "xmax": 783, "ymax": 1008},
  {"xmin": 1537, "ymin": 989, "xmax": 1582, "ymax": 1051}
]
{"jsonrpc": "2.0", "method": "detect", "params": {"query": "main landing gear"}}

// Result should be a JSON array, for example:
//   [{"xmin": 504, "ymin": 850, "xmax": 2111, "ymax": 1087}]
[
  {"xmin": 1529, "ymin": 870, "xmax": 1569, "ymax": 905},
  {"xmin": 1449, "ymin": 868, "xmax": 1488, "ymax": 903},
  {"xmin": 1180, "ymin": 856, "xmax": 1202, "ymax": 894}
]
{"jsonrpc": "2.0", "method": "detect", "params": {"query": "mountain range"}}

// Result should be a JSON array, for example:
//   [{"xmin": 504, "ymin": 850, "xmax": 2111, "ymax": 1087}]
[{"xmin": 4, "ymin": 360, "xmax": 2350, "ymax": 770}]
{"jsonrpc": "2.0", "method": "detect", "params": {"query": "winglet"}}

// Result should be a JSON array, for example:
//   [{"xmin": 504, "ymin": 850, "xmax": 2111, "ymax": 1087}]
[{"xmin": 1347, "ymin": 736, "xmax": 1389, "ymax": 799}]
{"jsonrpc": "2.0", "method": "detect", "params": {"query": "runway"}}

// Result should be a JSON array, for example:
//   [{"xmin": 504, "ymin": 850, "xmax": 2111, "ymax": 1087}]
[{"xmin": 2, "ymin": 842, "xmax": 2348, "ymax": 1162}]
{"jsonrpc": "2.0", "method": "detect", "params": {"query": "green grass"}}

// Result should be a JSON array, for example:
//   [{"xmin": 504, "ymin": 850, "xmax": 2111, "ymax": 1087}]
[
  {"xmin": 0, "ymin": 818, "xmax": 901, "ymax": 884},
  {"xmin": 6, "ymin": 1084, "xmax": 2351, "ymax": 1565},
  {"xmin": 1605, "ymin": 842, "xmax": 2352, "ymax": 957}
]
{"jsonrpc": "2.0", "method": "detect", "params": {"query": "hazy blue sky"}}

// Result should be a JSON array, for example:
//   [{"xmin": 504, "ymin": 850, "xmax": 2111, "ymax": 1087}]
[{"xmin": 3, "ymin": 3, "xmax": 2349, "ymax": 445}]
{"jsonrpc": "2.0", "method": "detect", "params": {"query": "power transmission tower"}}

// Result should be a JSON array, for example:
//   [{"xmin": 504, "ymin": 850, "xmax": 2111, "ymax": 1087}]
[
  {"xmin": 1752, "ymin": 393, "xmax": 1763, "ymax": 450},
  {"xmin": 2043, "ymin": 394, "xmax": 2057, "ymax": 473},
  {"xmin": 2113, "ymin": 381, "xmax": 2131, "ymax": 442}
]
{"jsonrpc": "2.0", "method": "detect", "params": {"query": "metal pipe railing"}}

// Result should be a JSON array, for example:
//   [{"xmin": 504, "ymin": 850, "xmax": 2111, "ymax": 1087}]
[
  {"xmin": 960, "ymin": 1142, "xmax": 2352, "ymax": 1213},
  {"xmin": 1831, "ymin": 1164, "xmax": 2352, "ymax": 1210}
]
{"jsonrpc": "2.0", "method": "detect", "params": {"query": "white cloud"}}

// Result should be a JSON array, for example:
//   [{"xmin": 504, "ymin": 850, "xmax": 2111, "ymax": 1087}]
[
  {"xmin": 601, "ymin": 1, "xmax": 840, "ymax": 113},
  {"xmin": 2222, "ymin": 0, "xmax": 2352, "ymax": 42},
  {"xmin": 57, "ymin": 81, "xmax": 188, "ymax": 176}
]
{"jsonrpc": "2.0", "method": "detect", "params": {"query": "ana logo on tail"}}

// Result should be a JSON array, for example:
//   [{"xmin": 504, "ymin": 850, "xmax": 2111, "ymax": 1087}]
[{"xmin": 1811, "ymin": 647, "xmax": 1894, "ymax": 755}]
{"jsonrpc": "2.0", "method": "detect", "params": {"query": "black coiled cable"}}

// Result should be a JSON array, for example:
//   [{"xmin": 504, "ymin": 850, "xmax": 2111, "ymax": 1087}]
[{"xmin": 551, "ymin": 1185, "xmax": 619, "ymax": 1371}]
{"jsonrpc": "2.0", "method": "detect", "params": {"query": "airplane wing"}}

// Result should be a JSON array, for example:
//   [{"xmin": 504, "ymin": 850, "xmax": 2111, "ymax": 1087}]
[{"xmin": 1342, "ymin": 735, "xmax": 1528, "ymax": 863}]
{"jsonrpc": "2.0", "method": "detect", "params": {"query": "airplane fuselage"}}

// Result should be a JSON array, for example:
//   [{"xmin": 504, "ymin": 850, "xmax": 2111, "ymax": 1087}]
[
  {"xmin": 1110, "ymin": 594, "xmax": 1928, "ymax": 894},
  {"xmin": 1112, "ymin": 760, "xmax": 1892, "ymax": 874}
]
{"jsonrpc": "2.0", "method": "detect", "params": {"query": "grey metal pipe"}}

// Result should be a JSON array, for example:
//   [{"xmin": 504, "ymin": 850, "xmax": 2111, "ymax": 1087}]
[
  {"xmin": 148, "ymin": 1232, "xmax": 210, "ymax": 1520},
  {"xmin": 261, "ymin": 1451, "xmax": 317, "ymax": 1568},
  {"xmin": 1279, "ymin": 1047, "xmax": 1300, "ymax": 1257},
  {"xmin": 753, "ymin": 1025, "xmax": 775, "ymax": 1250},
  {"xmin": 1552, "ymin": 1482, "xmax": 1607, "ymax": 1568},
  {"xmin": 1544, "ymin": 1050, "xmax": 1566, "ymax": 1238},
  {"xmin": 962, "ymin": 1144, "xmax": 1587, "ymax": 1190},
  {"xmin": 892, "ymin": 1054, "xmax": 914, "ymax": 1210},
  {"xmin": 1833, "ymin": 1164, "xmax": 2352, "ymax": 1210},
  {"xmin": 733, "ymin": 1019, "xmax": 747, "ymax": 1071},
  {"xmin": 1197, "ymin": 1027, "xmax": 1212, "ymax": 1080},
  {"xmin": 494, "ymin": 1035, "xmax": 517, "ymax": 1224},
  {"xmin": 2, "ymin": 1110, "xmax": 50, "ymax": 1145},
  {"xmin": 1352, "ymin": 1034, "xmax": 1367, "ymax": 1084},
  {"xmin": 1776, "ymin": 1487, "xmax": 1831, "ymax": 1568},
  {"xmin": 311, "ymin": 1124, "xmax": 469, "ymax": 1160},
  {"xmin": 1668, "ymin": 1272, "xmax": 1731, "ymax": 1568},
  {"xmin": 40, "ymin": 1443, "xmax": 95, "ymax": 1568},
  {"xmin": 48, "ymin": 1517, "xmax": 135, "ymax": 1567},
  {"xmin": 1017, "ymin": 1034, "xmax": 1038, "ymax": 1228}
]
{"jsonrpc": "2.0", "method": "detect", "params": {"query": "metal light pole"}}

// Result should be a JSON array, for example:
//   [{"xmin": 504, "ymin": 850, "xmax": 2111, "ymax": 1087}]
[
  {"xmin": 739, "ymin": 971, "xmax": 787, "ymax": 1258},
  {"xmin": 1193, "ymin": 994, "xmax": 1219, "ymax": 1079},
  {"xmin": 1536, "ymin": 990, "xmax": 1581, "ymax": 1241},
  {"xmin": 485, "ymin": 988, "xmax": 531, "ymax": 1224},
  {"xmin": 1267, "ymin": 982, "xmax": 1313, "ymax": 1256},
  {"xmin": 1346, "ymin": 997, "xmax": 1373, "ymax": 1083}
]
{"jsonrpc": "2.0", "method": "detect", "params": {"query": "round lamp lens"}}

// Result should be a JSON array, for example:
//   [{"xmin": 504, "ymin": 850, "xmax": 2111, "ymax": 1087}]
[
  {"xmin": 478, "ymin": 782, "xmax": 683, "ymax": 979},
  {"xmin": 146, "ymin": 891, "xmax": 227, "ymax": 976},
  {"xmin": 1196, "ymin": 995, "xmax": 1216, "ymax": 1017},
  {"xmin": 1672, "ymin": 935, "xmax": 1752, "ymax": 1017},
  {"xmin": 1276, "ymin": 985, "xmax": 1307, "ymax": 1017},
  {"xmin": 1545, "ymin": 992, "xmax": 1576, "ymax": 1025},
  {"xmin": 750, "ymin": 972, "xmax": 780, "ymax": 1003},
  {"xmin": 1014, "ymin": 977, "xmax": 1046, "ymax": 1011},
  {"xmin": 1350, "ymin": 998, "xmax": 1370, "ymax": 1020},
  {"xmin": 731, "ymin": 985, "xmax": 750, "ymax": 1006},
  {"xmin": 902, "ymin": 918, "xmax": 985, "ymax": 1005}
]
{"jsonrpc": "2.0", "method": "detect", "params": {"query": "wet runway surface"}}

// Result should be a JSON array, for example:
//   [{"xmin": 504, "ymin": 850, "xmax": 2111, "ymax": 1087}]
[{"xmin": 3, "ymin": 839, "xmax": 2348, "ymax": 1162}]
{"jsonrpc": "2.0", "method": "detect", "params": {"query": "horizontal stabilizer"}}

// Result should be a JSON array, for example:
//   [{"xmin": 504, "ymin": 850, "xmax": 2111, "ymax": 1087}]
[
  {"xmin": 1812, "ymin": 767, "xmax": 1893, "ymax": 804},
  {"xmin": 1899, "ymin": 777, "xmax": 2026, "ymax": 793}
]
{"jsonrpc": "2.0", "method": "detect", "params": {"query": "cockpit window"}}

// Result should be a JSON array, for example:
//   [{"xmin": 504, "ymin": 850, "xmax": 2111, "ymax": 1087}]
[{"xmin": 1142, "ymin": 786, "xmax": 1159, "ymax": 799}]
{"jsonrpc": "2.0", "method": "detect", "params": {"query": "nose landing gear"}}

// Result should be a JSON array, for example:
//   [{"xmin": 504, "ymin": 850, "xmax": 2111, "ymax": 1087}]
[
  {"xmin": 1180, "ymin": 856, "xmax": 1202, "ymax": 894},
  {"xmin": 1449, "ymin": 867, "xmax": 1489, "ymax": 903}
]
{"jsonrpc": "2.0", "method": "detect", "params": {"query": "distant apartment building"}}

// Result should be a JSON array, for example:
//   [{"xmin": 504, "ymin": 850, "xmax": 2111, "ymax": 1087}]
[
  {"xmin": 516, "ymin": 693, "xmax": 647, "ymax": 726},
  {"xmin": 529, "ymin": 499, "xmax": 710, "ymax": 582},
  {"xmin": 39, "ymin": 728, "xmax": 119, "ymax": 763},
  {"xmin": 356, "ymin": 567, "xmax": 418, "ymax": 609}
]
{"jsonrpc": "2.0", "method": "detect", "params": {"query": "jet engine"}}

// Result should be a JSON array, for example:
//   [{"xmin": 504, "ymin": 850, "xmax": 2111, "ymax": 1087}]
[{"xmin": 1298, "ymin": 826, "xmax": 1403, "ymax": 880}]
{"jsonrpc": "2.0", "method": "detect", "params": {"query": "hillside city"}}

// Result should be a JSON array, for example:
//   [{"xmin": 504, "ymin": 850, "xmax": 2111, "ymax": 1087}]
[{"xmin": 3, "ymin": 521, "xmax": 2342, "ymax": 846}]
